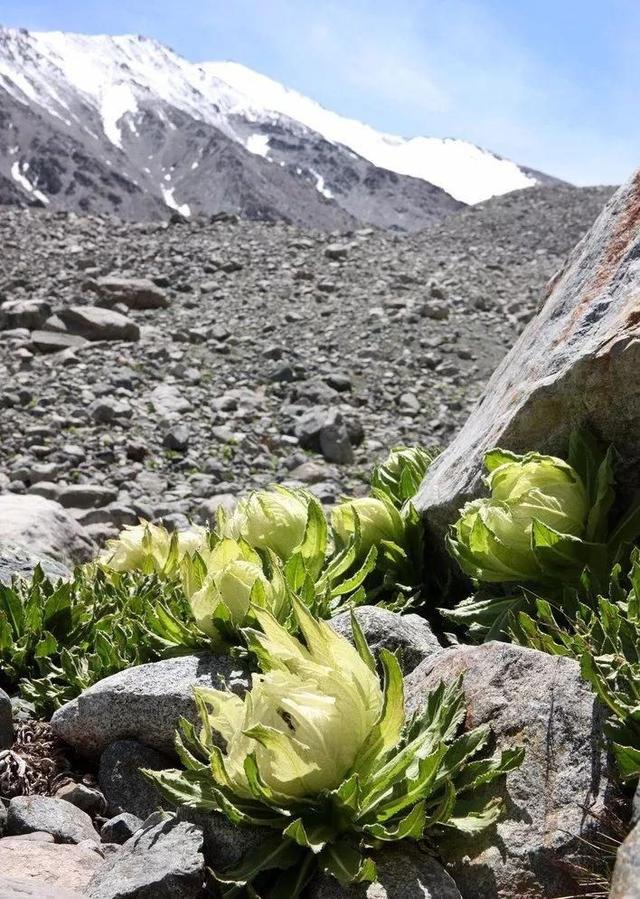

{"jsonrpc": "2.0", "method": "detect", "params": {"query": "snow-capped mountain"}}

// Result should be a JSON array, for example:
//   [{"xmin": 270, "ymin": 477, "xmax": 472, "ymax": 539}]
[{"xmin": 0, "ymin": 27, "xmax": 562, "ymax": 228}]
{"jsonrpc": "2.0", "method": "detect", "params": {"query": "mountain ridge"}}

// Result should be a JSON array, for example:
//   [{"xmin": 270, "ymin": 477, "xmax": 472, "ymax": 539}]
[{"xmin": 0, "ymin": 26, "xmax": 564, "ymax": 229}]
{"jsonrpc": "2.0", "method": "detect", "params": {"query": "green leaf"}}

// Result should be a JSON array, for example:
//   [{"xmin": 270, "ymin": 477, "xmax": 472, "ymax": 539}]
[
  {"xmin": 350, "ymin": 611, "xmax": 376, "ymax": 672},
  {"xmin": 353, "ymin": 649, "xmax": 404, "ymax": 778},
  {"xmin": 373, "ymin": 747, "xmax": 447, "ymax": 821},
  {"xmin": 363, "ymin": 800, "xmax": 426, "ymax": 841},
  {"xmin": 585, "ymin": 446, "xmax": 616, "ymax": 542},
  {"xmin": 33, "ymin": 631, "xmax": 58, "ymax": 659},
  {"xmin": 612, "ymin": 742, "xmax": 640, "ymax": 780},
  {"xmin": 220, "ymin": 834, "xmax": 303, "ymax": 884},
  {"xmin": 319, "ymin": 842, "xmax": 377, "ymax": 886},
  {"xmin": 446, "ymin": 796, "xmax": 504, "ymax": 833},
  {"xmin": 441, "ymin": 592, "xmax": 531, "ymax": 642},
  {"xmin": 283, "ymin": 818, "xmax": 332, "ymax": 853}
]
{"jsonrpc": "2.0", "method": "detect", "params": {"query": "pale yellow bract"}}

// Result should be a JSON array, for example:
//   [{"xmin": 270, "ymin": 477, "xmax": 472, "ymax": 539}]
[{"xmin": 196, "ymin": 601, "xmax": 384, "ymax": 800}]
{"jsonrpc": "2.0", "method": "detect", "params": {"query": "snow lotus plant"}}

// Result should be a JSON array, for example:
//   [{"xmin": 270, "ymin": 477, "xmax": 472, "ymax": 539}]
[
  {"xmin": 448, "ymin": 449, "xmax": 590, "ymax": 585},
  {"xmin": 370, "ymin": 446, "xmax": 434, "ymax": 507},
  {"xmin": 445, "ymin": 432, "xmax": 640, "ymax": 640},
  {"xmin": 330, "ymin": 489, "xmax": 425, "ymax": 609},
  {"xmin": 145, "ymin": 600, "xmax": 523, "ymax": 897},
  {"xmin": 226, "ymin": 487, "xmax": 311, "ymax": 561},
  {"xmin": 99, "ymin": 521, "xmax": 208, "ymax": 577},
  {"xmin": 182, "ymin": 537, "xmax": 290, "ymax": 648},
  {"xmin": 511, "ymin": 548, "xmax": 640, "ymax": 782}
]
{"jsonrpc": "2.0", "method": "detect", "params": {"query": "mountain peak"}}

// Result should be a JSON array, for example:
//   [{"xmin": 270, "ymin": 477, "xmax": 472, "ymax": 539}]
[{"xmin": 0, "ymin": 26, "xmax": 563, "ymax": 226}]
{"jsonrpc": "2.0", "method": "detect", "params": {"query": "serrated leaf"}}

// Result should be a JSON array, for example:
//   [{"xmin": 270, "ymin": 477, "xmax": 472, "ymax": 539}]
[
  {"xmin": 319, "ymin": 841, "xmax": 377, "ymax": 886},
  {"xmin": 218, "ymin": 834, "xmax": 302, "ymax": 884}
]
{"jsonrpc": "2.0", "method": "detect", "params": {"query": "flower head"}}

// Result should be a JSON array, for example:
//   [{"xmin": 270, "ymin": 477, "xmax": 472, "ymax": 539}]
[
  {"xmin": 226, "ymin": 487, "xmax": 310, "ymax": 560},
  {"xmin": 197, "ymin": 599, "xmax": 383, "ymax": 799},
  {"xmin": 448, "ymin": 450, "xmax": 589, "ymax": 583},
  {"xmin": 187, "ymin": 538, "xmax": 287, "ymax": 637},
  {"xmin": 99, "ymin": 521, "xmax": 207, "ymax": 574},
  {"xmin": 331, "ymin": 496, "xmax": 404, "ymax": 558}
]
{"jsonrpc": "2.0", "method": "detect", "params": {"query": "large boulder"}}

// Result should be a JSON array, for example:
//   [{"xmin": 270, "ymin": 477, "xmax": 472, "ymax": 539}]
[
  {"xmin": 404, "ymin": 641, "xmax": 619, "ymax": 899},
  {"xmin": 329, "ymin": 606, "xmax": 442, "ymax": 674},
  {"xmin": 610, "ymin": 820, "xmax": 640, "ymax": 898},
  {"xmin": 88, "ymin": 276, "xmax": 170, "ymax": 310},
  {"xmin": 0, "ymin": 837, "xmax": 102, "ymax": 896},
  {"xmin": 0, "ymin": 495, "xmax": 94, "ymax": 565},
  {"xmin": 55, "ymin": 306, "xmax": 140, "ymax": 342},
  {"xmin": 86, "ymin": 816, "xmax": 205, "ymax": 899},
  {"xmin": 51, "ymin": 654, "xmax": 250, "ymax": 756},
  {"xmin": 416, "ymin": 171, "xmax": 640, "ymax": 536},
  {"xmin": 0, "ymin": 541, "xmax": 71, "ymax": 585},
  {"xmin": 7, "ymin": 796, "xmax": 98, "ymax": 844}
]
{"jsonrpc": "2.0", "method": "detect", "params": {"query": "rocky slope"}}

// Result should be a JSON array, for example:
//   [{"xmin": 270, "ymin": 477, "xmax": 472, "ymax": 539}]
[
  {"xmin": 0, "ymin": 28, "xmax": 564, "ymax": 229},
  {"xmin": 0, "ymin": 183, "xmax": 613, "ymax": 545}
]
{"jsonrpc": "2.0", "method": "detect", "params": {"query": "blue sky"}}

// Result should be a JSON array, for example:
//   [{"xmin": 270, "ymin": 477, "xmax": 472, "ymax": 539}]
[{"xmin": 3, "ymin": 0, "xmax": 638, "ymax": 185}]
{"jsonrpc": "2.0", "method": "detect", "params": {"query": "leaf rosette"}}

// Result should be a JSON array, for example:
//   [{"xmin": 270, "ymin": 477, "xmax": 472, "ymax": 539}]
[{"xmin": 145, "ymin": 599, "xmax": 523, "ymax": 897}]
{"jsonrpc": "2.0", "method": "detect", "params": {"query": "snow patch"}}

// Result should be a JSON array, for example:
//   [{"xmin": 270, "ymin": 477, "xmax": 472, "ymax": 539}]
[
  {"xmin": 10, "ymin": 160, "xmax": 49, "ymax": 204},
  {"xmin": 161, "ymin": 185, "xmax": 190, "ymax": 217},
  {"xmin": 245, "ymin": 133, "xmax": 270, "ymax": 158},
  {"xmin": 310, "ymin": 169, "xmax": 333, "ymax": 199},
  {"xmin": 100, "ymin": 82, "xmax": 138, "ymax": 147}
]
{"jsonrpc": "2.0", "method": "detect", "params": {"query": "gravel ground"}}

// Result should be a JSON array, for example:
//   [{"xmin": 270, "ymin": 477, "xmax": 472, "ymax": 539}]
[{"xmin": 0, "ymin": 183, "xmax": 614, "ymax": 543}]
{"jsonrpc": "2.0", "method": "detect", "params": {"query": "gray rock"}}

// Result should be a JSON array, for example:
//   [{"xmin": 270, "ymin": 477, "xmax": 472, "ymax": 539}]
[
  {"xmin": 0, "ymin": 495, "xmax": 94, "ymax": 565},
  {"xmin": 89, "ymin": 398, "xmax": 132, "ymax": 423},
  {"xmin": 148, "ymin": 383, "xmax": 192, "ymax": 418},
  {"xmin": 0, "ymin": 801, "xmax": 7, "ymax": 837},
  {"xmin": 87, "ymin": 816, "xmax": 205, "ymax": 899},
  {"xmin": 295, "ymin": 406, "xmax": 354, "ymax": 464},
  {"xmin": 0, "ymin": 876, "xmax": 87, "ymax": 899},
  {"xmin": 27, "ymin": 462, "xmax": 60, "ymax": 484},
  {"xmin": 0, "ymin": 837, "xmax": 102, "ymax": 896},
  {"xmin": 404, "ymin": 641, "xmax": 619, "ymax": 899},
  {"xmin": 162, "ymin": 424, "xmax": 190, "ymax": 452},
  {"xmin": 308, "ymin": 845, "xmax": 461, "ymax": 899},
  {"xmin": 417, "ymin": 171, "xmax": 640, "ymax": 537},
  {"xmin": 1, "ymin": 688, "xmax": 14, "ymax": 749},
  {"xmin": 325, "ymin": 243, "xmax": 350, "ymax": 260},
  {"xmin": 30, "ymin": 330, "xmax": 88, "ymax": 353},
  {"xmin": 51, "ymin": 654, "xmax": 250, "ymax": 756},
  {"xmin": 54, "ymin": 781, "xmax": 108, "ymax": 818},
  {"xmin": 0, "ymin": 298, "xmax": 51, "ymax": 331},
  {"xmin": 7, "ymin": 796, "xmax": 98, "ymax": 845},
  {"xmin": 99, "ymin": 741, "xmax": 173, "ymax": 819},
  {"xmin": 100, "ymin": 813, "xmax": 143, "ymax": 845},
  {"xmin": 418, "ymin": 299, "xmax": 450, "ymax": 320},
  {"xmin": 89, "ymin": 277, "xmax": 170, "ymax": 310},
  {"xmin": 57, "ymin": 306, "xmax": 140, "ymax": 342},
  {"xmin": 27, "ymin": 481, "xmax": 61, "ymax": 500},
  {"xmin": 610, "ymin": 819, "xmax": 640, "ymax": 898},
  {"xmin": 176, "ymin": 806, "xmax": 263, "ymax": 871},
  {"xmin": 58, "ymin": 485, "xmax": 118, "ymax": 510},
  {"xmin": 319, "ymin": 410, "xmax": 354, "ymax": 464},
  {"xmin": 329, "ymin": 606, "xmax": 442, "ymax": 674}
]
